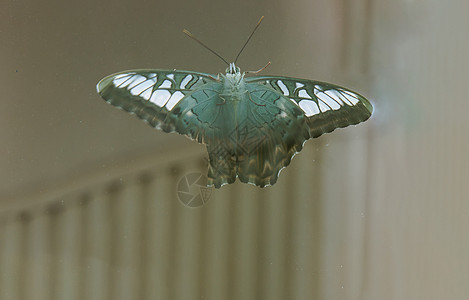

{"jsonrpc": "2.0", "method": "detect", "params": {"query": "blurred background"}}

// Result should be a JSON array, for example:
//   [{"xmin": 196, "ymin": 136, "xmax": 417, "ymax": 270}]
[{"xmin": 1, "ymin": 0, "xmax": 468, "ymax": 299}]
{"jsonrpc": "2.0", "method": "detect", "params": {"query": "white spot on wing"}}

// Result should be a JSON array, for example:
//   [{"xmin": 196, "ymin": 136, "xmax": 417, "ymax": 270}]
[
  {"xmin": 166, "ymin": 74, "xmax": 175, "ymax": 80},
  {"xmin": 165, "ymin": 91, "xmax": 185, "ymax": 110},
  {"xmin": 323, "ymin": 90, "xmax": 344, "ymax": 105},
  {"xmin": 114, "ymin": 73, "xmax": 130, "ymax": 80},
  {"xmin": 341, "ymin": 90, "xmax": 360, "ymax": 105},
  {"xmin": 298, "ymin": 89, "xmax": 312, "ymax": 99},
  {"xmin": 160, "ymin": 80, "xmax": 172, "ymax": 89},
  {"xmin": 316, "ymin": 92, "xmax": 341, "ymax": 110},
  {"xmin": 318, "ymin": 100, "xmax": 331, "ymax": 112},
  {"xmin": 112, "ymin": 74, "xmax": 132, "ymax": 87},
  {"xmin": 289, "ymin": 98, "xmax": 299, "ymax": 106},
  {"xmin": 295, "ymin": 82, "xmax": 305, "ymax": 89},
  {"xmin": 180, "ymin": 74, "xmax": 193, "ymax": 89},
  {"xmin": 140, "ymin": 89, "xmax": 152, "ymax": 100},
  {"xmin": 277, "ymin": 80, "xmax": 289, "ymax": 96},
  {"xmin": 299, "ymin": 100, "xmax": 320, "ymax": 117},
  {"xmin": 313, "ymin": 85, "xmax": 323, "ymax": 96},
  {"xmin": 130, "ymin": 78, "xmax": 156, "ymax": 96},
  {"xmin": 149, "ymin": 90, "xmax": 171, "ymax": 107},
  {"xmin": 126, "ymin": 75, "xmax": 147, "ymax": 89}
]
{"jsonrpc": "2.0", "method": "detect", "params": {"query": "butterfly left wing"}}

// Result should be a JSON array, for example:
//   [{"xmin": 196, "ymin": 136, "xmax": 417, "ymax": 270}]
[
  {"xmin": 246, "ymin": 76, "xmax": 373, "ymax": 138},
  {"xmin": 96, "ymin": 69, "xmax": 217, "ymax": 132}
]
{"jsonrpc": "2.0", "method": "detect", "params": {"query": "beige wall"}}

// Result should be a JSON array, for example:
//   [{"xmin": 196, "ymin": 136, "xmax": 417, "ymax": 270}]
[{"xmin": 1, "ymin": 0, "xmax": 469, "ymax": 299}]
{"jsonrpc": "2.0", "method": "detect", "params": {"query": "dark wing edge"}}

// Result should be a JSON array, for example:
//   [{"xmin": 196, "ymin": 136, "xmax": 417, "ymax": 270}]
[
  {"xmin": 247, "ymin": 76, "xmax": 373, "ymax": 138},
  {"xmin": 96, "ymin": 69, "xmax": 217, "ymax": 131}
]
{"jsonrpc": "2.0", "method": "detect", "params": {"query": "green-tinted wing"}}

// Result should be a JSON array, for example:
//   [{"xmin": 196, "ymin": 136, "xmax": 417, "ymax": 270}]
[
  {"xmin": 96, "ymin": 69, "xmax": 217, "ymax": 132},
  {"xmin": 246, "ymin": 76, "xmax": 373, "ymax": 138}
]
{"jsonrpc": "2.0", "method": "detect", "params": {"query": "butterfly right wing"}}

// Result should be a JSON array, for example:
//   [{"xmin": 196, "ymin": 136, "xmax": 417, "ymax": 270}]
[
  {"xmin": 96, "ymin": 69, "xmax": 217, "ymax": 134},
  {"xmin": 246, "ymin": 76, "xmax": 373, "ymax": 138}
]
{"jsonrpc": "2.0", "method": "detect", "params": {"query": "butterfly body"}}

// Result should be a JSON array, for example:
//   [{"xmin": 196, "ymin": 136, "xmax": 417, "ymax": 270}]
[{"xmin": 97, "ymin": 63, "xmax": 372, "ymax": 188}]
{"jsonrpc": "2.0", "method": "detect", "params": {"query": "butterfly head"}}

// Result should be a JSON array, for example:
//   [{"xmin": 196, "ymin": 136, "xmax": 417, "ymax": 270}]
[
  {"xmin": 226, "ymin": 62, "xmax": 241, "ymax": 75},
  {"xmin": 221, "ymin": 63, "xmax": 245, "ymax": 89}
]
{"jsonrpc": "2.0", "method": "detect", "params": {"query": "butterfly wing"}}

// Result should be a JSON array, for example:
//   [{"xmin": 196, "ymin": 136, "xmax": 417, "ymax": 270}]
[
  {"xmin": 96, "ymin": 69, "xmax": 218, "ymax": 134},
  {"xmin": 246, "ymin": 76, "xmax": 373, "ymax": 138}
]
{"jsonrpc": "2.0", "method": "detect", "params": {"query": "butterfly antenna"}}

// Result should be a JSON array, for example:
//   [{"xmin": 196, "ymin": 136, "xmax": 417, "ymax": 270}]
[
  {"xmin": 183, "ymin": 29, "xmax": 230, "ymax": 66},
  {"xmin": 234, "ymin": 16, "xmax": 264, "ymax": 64}
]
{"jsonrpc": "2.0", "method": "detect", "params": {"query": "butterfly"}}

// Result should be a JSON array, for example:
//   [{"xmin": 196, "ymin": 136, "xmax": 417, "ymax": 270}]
[{"xmin": 96, "ymin": 17, "xmax": 373, "ymax": 188}]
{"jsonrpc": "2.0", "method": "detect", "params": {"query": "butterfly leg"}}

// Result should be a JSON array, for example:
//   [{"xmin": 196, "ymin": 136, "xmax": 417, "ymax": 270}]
[
  {"xmin": 246, "ymin": 91, "xmax": 266, "ymax": 106},
  {"xmin": 208, "ymin": 74, "xmax": 221, "ymax": 81},
  {"xmin": 216, "ymin": 95, "xmax": 227, "ymax": 106}
]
